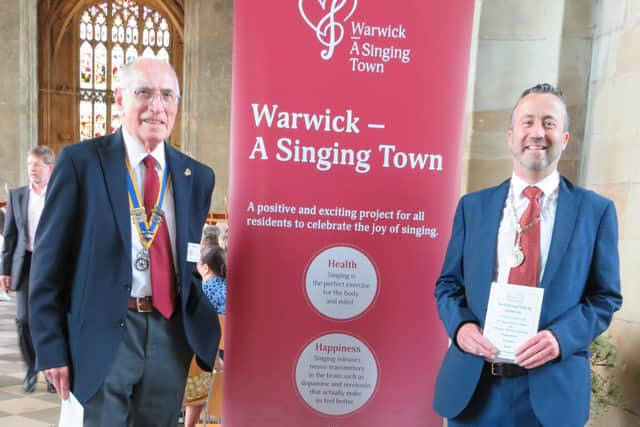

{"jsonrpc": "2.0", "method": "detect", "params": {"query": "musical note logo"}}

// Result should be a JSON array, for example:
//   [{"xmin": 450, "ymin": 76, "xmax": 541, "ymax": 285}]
[{"xmin": 299, "ymin": 0, "xmax": 358, "ymax": 60}]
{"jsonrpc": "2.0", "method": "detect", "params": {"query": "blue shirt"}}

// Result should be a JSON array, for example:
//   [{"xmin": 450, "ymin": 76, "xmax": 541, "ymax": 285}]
[{"xmin": 202, "ymin": 276, "xmax": 226, "ymax": 314}]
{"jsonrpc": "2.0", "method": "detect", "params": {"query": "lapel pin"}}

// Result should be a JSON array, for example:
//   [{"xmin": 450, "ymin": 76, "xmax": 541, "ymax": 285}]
[{"xmin": 184, "ymin": 168, "xmax": 191, "ymax": 176}]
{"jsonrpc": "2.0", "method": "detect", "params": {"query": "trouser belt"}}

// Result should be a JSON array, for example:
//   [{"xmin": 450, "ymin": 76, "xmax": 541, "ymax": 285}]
[{"xmin": 487, "ymin": 362, "xmax": 528, "ymax": 377}]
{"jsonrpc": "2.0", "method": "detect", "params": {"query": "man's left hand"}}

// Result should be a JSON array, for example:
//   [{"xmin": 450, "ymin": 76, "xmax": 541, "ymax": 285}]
[{"xmin": 515, "ymin": 330, "xmax": 560, "ymax": 369}]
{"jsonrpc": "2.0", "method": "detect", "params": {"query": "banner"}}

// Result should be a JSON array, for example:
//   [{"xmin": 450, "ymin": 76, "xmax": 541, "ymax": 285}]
[{"xmin": 226, "ymin": 2, "xmax": 475, "ymax": 425}]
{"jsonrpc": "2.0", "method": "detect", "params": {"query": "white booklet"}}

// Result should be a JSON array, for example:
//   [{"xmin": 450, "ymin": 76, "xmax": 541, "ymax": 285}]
[
  {"xmin": 59, "ymin": 392, "xmax": 84, "ymax": 427},
  {"xmin": 483, "ymin": 282, "xmax": 544, "ymax": 363}
]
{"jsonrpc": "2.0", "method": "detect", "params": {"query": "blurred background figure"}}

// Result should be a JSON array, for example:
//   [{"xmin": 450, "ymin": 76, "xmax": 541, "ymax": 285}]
[
  {"xmin": 201, "ymin": 224, "xmax": 221, "ymax": 248},
  {"xmin": 0, "ymin": 146, "xmax": 56, "ymax": 392},
  {"xmin": 0, "ymin": 207, "xmax": 9, "ymax": 302},
  {"xmin": 183, "ymin": 242, "xmax": 227, "ymax": 427}
]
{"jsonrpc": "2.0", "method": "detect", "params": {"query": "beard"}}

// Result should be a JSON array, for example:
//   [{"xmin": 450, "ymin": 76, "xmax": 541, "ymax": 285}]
[{"xmin": 514, "ymin": 138, "xmax": 561, "ymax": 172}]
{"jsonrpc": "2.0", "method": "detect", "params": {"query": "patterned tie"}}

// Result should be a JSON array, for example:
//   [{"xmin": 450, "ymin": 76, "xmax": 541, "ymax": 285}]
[
  {"xmin": 508, "ymin": 186, "xmax": 543, "ymax": 286},
  {"xmin": 143, "ymin": 155, "xmax": 176, "ymax": 318}
]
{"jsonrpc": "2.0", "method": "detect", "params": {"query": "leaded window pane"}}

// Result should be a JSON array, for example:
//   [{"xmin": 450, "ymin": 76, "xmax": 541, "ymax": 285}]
[{"xmin": 78, "ymin": 0, "xmax": 173, "ymax": 140}]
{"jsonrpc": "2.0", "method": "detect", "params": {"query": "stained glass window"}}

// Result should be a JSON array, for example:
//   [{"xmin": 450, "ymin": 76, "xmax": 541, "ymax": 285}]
[{"xmin": 78, "ymin": 0, "xmax": 174, "ymax": 139}]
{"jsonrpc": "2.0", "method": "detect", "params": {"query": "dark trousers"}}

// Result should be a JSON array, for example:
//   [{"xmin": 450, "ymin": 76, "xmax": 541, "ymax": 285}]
[
  {"xmin": 448, "ymin": 366, "xmax": 541, "ymax": 427},
  {"xmin": 15, "ymin": 252, "xmax": 35, "ymax": 377},
  {"xmin": 83, "ymin": 307, "xmax": 192, "ymax": 427}
]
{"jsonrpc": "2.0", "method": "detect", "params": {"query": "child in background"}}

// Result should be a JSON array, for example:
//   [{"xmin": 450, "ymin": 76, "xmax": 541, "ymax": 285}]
[
  {"xmin": 183, "ymin": 245, "xmax": 227, "ymax": 427},
  {"xmin": 198, "ymin": 246, "xmax": 226, "ymax": 313}
]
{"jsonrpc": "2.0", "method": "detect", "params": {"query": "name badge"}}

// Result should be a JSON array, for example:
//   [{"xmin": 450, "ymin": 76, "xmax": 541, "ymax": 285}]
[{"xmin": 187, "ymin": 242, "xmax": 201, "ymax": 263}]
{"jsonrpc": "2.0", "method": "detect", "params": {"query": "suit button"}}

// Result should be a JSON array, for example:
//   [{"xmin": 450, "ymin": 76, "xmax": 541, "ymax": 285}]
[
  {"xmin": 119, "ymin": 320, "xmax": 126, "ymax": 328},
  {"xmin": 123, "ymin": 283, "xmax": 131, "ymax": 291}
]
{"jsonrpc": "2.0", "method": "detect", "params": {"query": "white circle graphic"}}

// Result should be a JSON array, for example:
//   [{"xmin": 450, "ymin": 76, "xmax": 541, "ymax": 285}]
[
  {"xmin": 305, "ymin": 246, "xmax": 378, "ymax": 320},
  {"xmin": 295, "ymin": 333, "xmax": 378, "ymax": 416}
]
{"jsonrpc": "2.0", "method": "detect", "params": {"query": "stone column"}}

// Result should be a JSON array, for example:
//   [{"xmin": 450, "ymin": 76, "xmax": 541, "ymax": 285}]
[
  {"xmin": 182, "ymin": 0, "xmax": 233, "ymax": 211},
  {"xmin": 0, "ymin": 0, "xmax": 38, "ymax": 195}
]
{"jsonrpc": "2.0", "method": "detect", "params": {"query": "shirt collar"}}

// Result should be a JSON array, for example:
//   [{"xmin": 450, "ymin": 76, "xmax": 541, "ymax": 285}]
[
  {"xmin": 511, "ymin": 170, "xmax": 560, "ymax": 198},
  {"xmin": 122, "ymin": 127, "xmax": 166, "ymax": 170},
  {"xmin": 29, "ymin": 183, "xmax": 47, "ymax": 196}
]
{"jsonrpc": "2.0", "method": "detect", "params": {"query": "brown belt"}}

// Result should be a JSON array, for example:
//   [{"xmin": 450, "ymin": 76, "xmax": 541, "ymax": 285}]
[
  {"xmin": 487, "ymin": 362, "xmax": 528, "ymax": 378},
  {"xmin": 128, "ymin": 297, "xmax": 153, "ymax": 313}
]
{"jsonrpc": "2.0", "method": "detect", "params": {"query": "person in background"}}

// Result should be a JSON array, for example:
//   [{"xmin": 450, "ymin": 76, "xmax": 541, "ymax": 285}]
[
  {"xmin": 201, "ymin": 224, "xmax": 221, "ymax": 248},
  {"xmin": 0, "ymin": 146, "xmax": 56, "ymax": 392},
  {"xmin": 198, "ymin": 245, "xmax": 227, "ymax": 315},
  {"xmin": 0, "ymin": 207, "xmax": 10, "ymax": 302},
  {"xmin": 183, "ymin": 244, "xmax": 227, "ymax": 427}
]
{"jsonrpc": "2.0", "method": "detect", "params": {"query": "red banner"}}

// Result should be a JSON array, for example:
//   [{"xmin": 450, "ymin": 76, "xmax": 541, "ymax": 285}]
[{"xmin": 225, "ymin": 2, "xmax": 475, "ymax": 425}]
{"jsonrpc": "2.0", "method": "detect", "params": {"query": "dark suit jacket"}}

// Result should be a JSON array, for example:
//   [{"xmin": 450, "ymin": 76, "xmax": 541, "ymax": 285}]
[
  {"xmin": 433, "ymin": 177, "xmax": 622, "ymax": 426},
  {"xmin": 1, "ymin": 186, "xmax": 30, "ymax": 290},
  {"xmin": 28, "ymin": 129, "xmax": 221, "ymax": 402}
]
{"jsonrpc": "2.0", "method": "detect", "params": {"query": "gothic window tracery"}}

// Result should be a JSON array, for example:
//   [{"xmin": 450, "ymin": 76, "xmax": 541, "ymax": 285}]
[{"xmin": 78, "ymin": 0, "xmax": 173, "ymax": 140}]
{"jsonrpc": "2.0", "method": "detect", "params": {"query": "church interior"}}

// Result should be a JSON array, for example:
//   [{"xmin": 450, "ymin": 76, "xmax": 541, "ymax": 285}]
[{"xmin": 0, "ymin": 1, "xmax": 638, "ymax": 425}]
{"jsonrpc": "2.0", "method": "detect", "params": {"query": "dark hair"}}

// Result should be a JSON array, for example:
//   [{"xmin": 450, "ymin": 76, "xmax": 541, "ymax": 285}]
[
  {"xmin": 28, "ymin": 146, "xmax": 56, "ymax": 165},
  {"xmin": 201, "ymin": 246, "xmax": 226, "ymax": 279},
  {"xmin": 510, "ymin": 83, "xmax": 569, "ymax": 132}
]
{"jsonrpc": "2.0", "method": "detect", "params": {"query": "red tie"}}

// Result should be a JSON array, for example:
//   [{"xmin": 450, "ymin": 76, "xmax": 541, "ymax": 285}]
[
  {"xmin": 143, "ymin": 155, "xmax": 176, "ymax": 318},
  {"xmin": 508, "ymin": 186, "xmax": 543, "ymax": 287}
]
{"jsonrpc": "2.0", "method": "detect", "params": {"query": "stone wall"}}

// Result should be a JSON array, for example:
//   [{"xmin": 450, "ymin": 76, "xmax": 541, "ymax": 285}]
[{"xmin": 584, "ymin": 0, "xmax": 640, "ymax": 425}]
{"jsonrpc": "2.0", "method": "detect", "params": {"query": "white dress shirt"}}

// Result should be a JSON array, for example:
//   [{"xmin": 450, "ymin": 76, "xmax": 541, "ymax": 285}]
[
  {"xmin": 494, "ymin": 171, "xmax": 560, "ymax": 285},
  {"xmin": 27, "ymin": 184, "xmax": 47, "ymax": 252},
  {"xmin": 123, "ymin": 128, "xmax": 177, "ymax": 298}
]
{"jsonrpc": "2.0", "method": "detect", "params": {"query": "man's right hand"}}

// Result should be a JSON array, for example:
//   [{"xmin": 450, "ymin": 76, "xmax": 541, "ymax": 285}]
[
  {"xmin": 456, "ymin": 322, "xmax": 497, "ymax": 359},
  {"xmin": 44, "ymin": 366, "xmax": 70, "ymax": 400},
  {"xmin": 0, "ymin": 275, "xmax": 10, "ymax": 292}
]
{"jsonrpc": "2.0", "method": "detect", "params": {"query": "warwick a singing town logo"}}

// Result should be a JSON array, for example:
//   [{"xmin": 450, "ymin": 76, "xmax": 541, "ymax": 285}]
[
  {"xmin": 298, "ymin": 0, "xmax": 358, "ymax": 60},
  {"xmin": 298, "ymin": 0, "xmax": 412, "ymax": 74}
]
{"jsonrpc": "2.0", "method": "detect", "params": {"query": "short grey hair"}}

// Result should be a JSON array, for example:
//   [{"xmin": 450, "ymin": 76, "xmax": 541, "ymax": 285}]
[
  {"xmin": 28, "ymin": 146, "xmax": 56, "ymax": 165},
  {"xmin": 510, "ymin": 83, "xmax": 569, "ymax": 132},
  {"xmin": 117, "ymin": 57, "xmax": 180, "ymax": 96}
]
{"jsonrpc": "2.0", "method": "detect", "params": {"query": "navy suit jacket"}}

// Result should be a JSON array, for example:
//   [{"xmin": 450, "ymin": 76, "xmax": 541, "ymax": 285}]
[
  {"xmin": 433, "ymin": 177, "xmax": 622, "ymax": 426},
  {"xmin": 28, "ymin": 129, "xmax": 221, "ymax": 402},
  {"xmin": 1, "ymin": 186, "xmax": 30, "ymax": 290}
]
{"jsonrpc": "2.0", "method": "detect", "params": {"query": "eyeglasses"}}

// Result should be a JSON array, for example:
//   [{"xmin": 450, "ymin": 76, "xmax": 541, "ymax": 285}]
[{"xmin": 130, "ymin": 87, "xmax": 180, "ymax": 106}]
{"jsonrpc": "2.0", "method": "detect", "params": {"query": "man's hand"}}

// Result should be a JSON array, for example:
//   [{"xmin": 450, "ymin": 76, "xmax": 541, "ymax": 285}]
[
  {"xmin": 456, "ymin": 322, "xmax": 497, "ymax": 359},
  {"xmin": 515, "ymin": 330, "xmax": 560, "ymax": 369},
  {"xmin": 43, "ymin": 366, "xmax": 71, "ymax": 400},
  {"xmin": 0, "ymin": 275, "xmax": 10, "ymax": 292}
]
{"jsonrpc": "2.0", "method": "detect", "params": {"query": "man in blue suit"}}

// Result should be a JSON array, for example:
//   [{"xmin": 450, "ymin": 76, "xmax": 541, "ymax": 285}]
[
  {"xmin": 29, "ymin": 58, "xmax": 220, "ymax": 426},
  {"xmin": 433, "ymin": 83, "xmax": 622, "ymax": 427}
]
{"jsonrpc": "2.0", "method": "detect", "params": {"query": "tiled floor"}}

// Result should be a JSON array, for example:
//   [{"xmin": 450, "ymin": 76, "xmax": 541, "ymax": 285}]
[
  {"xmin": 0, "ymin": 297, "xmax": 60, "ymax": 426},
  {"xmin": 0, "ymin": 298, "xmax": 194, "ymax": 427}
]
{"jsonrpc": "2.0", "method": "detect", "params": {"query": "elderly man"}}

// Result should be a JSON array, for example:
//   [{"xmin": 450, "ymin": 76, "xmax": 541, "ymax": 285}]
[
  {"xmin": 1, "ymin": 146, "xmax": 55, "ymax": 393},
  {"xmin": 433, "ymin": 83, "xmax": 622, "ymax": 426},
  {"xmin": 29, "ymin": 58, "xmax": 220, "ymax": 426}
]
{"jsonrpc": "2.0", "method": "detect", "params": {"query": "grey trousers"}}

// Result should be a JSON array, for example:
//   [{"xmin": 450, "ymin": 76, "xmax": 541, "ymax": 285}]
[{"xmin": 83, "ymin": 307, "xmax": 192, "ymax": 427}]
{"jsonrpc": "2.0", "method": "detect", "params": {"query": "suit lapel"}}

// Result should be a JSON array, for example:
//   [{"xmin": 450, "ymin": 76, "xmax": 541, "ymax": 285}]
[
  {"xmin": 540, "ymin": 177, "xmax": 579, "ymax": 288},
  {"xmin": 475, "ymin": 180, "xmax": 509, "ymax": 319},
  {"xmin": 97, "ymin": 130, "xmax": 131, "ymax": 257},
  {"xmin": 165, "ymin": 144, "xmax": 192, "ymax": 286},
  {"xmin": 17, "ymin": 187, "xmax": 29, "ymax": 235},
  {"xmin": 482, "ymin": 181, "xmax": 510, "ymax": 281}
]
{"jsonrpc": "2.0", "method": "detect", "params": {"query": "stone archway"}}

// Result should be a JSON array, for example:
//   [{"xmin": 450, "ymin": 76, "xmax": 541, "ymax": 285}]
[{"xmin": 37, "ymin": 0, "xmax": 185, "ymax": 153}]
